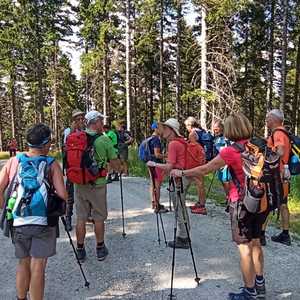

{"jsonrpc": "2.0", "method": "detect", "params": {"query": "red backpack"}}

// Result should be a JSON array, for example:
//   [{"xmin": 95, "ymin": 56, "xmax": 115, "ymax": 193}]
[
  {"xmin": 65, "ymin": 131, "xmax": 107, "ymax": 184},
  {"xmin": 174, "ymin": 138, "xmax": 206, "ymax": 169}
]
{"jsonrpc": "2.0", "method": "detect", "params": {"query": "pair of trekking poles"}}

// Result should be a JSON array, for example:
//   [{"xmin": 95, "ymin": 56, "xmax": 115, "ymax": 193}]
[{"xmin": 61, "ymin": 173, "xmax": 127, "ymax": 289}]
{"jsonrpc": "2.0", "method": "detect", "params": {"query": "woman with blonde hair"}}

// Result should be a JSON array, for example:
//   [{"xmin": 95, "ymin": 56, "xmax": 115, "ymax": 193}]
[{"xmin": 172, "ymin": 113, "xmax": 267, "ymax": 300}]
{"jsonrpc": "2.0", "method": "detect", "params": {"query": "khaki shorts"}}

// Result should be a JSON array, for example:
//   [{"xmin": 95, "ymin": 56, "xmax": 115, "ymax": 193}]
[
  {"xmin": 75, "ymin": 184, "xmax": 108, "ymax": 222},
  {"xmin": 13, "ymin": 225, "xmax": 57, "ymax": 259}
]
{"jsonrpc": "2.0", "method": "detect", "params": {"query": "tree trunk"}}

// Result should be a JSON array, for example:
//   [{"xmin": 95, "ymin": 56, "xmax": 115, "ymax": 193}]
[
  {"xmin": 125, "ymin": 0, "xmax": 132, "ymax": 131},
  {"xmin": 103, "ymin": 51, "xmax": 108, "ymax": 124},
  {"xmin": 52, "ymin": 43, "xmax": 59, "ymax": 148},
  {"xmin": 9, "ymin": 69, "xmax": 17, "ymax": 139},
  {"xmin": 0, "ymin": 110, "xmax": 3, "ymax": 151},
  {"xmin": 150, "ymin": 71, "xmax": 154, "ymax": 124},
  {"xmin": 175, "ymin": 2, "xmax": 182, "ymax": 120},
  {"xmin": 280, "ymin": 0, "xmax": 288, "ymax": 113},
  {"xmin": 200, "ymin": 6, "xmax": 207, "ymax": 129},
  {"xmin": 293, "ymin": 35, "xmax": 300, "ymax": 134},
  {"xmin": 159, "ymin": 0, "xmax": 164, "ymax": 121}
]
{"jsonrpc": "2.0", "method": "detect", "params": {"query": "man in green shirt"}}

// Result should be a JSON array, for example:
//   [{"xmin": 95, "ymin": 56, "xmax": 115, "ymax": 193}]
[{"xmin": 75, "ymin": 111, "xmax": 122, "ymax": 262}]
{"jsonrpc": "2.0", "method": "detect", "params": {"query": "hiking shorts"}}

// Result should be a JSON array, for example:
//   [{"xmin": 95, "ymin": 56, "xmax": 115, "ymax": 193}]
[
  {"xmin": 75, "ymin": 184, "xmax": 107, "ymax": 222},
  {"xmin": 229, "ymin": 202, "xmax": 268, "ymax": 245},
  {"xmin": 13, "ymin": 225, "xmax": 57, "ymax": 259},
  {"xmin": 118, "ymin": 144, "xmax": 129, "ymax": 161}
]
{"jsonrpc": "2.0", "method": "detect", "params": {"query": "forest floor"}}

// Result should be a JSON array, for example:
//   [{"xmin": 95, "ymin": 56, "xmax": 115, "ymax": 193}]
[{"xmin": 1, "ymin": 174, "xmax": 300, "ymax": 299}]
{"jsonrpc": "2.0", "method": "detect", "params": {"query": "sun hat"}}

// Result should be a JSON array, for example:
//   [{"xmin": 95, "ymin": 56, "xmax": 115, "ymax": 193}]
[
  {"xmin": 160, "ymin": 118, "xmax": 182, "ymax": 137},
  {"xmin": 85, "ymin": 110, "xmax": 106, "ymax": 125},
  {"xmin": 72, "ymin": 109, "xmax": 85, "ymax": 118}
]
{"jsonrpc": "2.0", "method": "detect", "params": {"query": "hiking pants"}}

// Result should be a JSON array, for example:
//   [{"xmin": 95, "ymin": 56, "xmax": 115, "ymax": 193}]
[
  {"xmin": 169, "ymin": 177, "xmax": 190, "ymax": 239},
  {"xmin": 66, "ymin": 179, "xmax": 74, "ymax": 217}
]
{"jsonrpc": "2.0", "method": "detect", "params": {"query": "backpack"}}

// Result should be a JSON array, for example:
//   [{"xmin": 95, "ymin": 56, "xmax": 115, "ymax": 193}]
[
  {"xmin": 66, "ymin": 131, "xmax": 107, "ymax": 184},
  {"xmin": 271, "ymin": 128, "xmax": 300, "ymax": 176},
  {"xmin": 12, "ymin": 154, "xmax": 55, "ymax": 227},
  {"xmin": 229, "ymin": 138, "xmax": 282, "ymax": 214},
  {"xmin": 195, "ymin": 129, "xmax": 214, "ymax": 161},
  {"xmin": 174, "ymin": 138, "xmax": 206, "ymax": 169},
  {"xmin": 138, "ymin": 136, "xmax": 155, "ymax": 162}
]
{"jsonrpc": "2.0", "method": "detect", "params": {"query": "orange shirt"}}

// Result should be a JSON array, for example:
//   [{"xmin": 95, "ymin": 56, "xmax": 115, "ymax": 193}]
[{"xmin": 267, "ymin": 126, "xmax": 291, "ymax": 170}]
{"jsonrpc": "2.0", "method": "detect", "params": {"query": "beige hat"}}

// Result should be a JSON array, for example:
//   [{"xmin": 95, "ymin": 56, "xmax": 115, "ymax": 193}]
[
  {"xmin": 72, "ymin": 109, "xmax": 85, "ymax": 118},
  {"xmin": 160, "ymin": 118, "xmax": 182, "ymax": 137}
]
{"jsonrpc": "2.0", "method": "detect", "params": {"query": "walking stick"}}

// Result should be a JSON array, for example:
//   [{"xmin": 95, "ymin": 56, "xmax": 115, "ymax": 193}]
[
  {"xmin": 119, "ymin": 173, "xmax": 126, "ymax": 238},
  {"xmin": 149, "ymin": 166, "xmax": 167, "ymax": 246},
  {"xmin": 206, "ymin": 171, "xmax": 216, "ymax": 199},
  {"xmin": 61, "ymin": 217, "xmax": 90, "ymax": 288}
]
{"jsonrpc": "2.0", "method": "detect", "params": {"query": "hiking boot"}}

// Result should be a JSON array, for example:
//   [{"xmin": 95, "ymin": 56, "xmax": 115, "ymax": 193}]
[
  {"xmin": 191, "ymin": 206, "xmax": 207, "ymax": 215},
  {"xmin": 112, "ymin": 174, "xmax": 120, "ymax": 181},
  {"xmin": 96, "ymin": 244, "xmax": 109, "ymax": 261},
  {"xmin": 228, "ymin": 288, "xmax": 257, "ymax": 300},
  {"xmin": 106, "ymin": 175, "xmax": 113, "ymax": 184},
  {"xmin": 76, "ymin": 247, "xmax": 86, "ymax": 262},
  {"xmin": 154, "ymin": 204, "xmax": 169, "ymax": 214},
  {"xmin": 190, "ymin": 202, "xmax": 201, "ymax": 210},
  {"xmin": 271, "ymin": 232, "xmax": 291, "ymax": 246},
  {"xmin": 260, "ymin": 234, "xmax": 266, "ymax": 247},
  {"xmin": 65, "ymin": 216, "xmax": 72, "ymax": 232},
  {"xmin": 255, "ymin": 282, "xmax": 266, "ymax": 299},
  {"xmin": 167, "ymin": 237, "xmax": 189, "ymax": 249}
]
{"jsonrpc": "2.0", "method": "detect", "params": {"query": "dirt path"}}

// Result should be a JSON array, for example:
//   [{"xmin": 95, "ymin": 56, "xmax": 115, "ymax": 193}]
[{"xmin": 0, "ymin": 176, "xmax": 299, "ymax": 299}]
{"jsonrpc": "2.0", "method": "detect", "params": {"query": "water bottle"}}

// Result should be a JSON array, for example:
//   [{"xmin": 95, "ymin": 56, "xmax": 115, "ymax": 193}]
[
  {"xmin": 6, "ymin": 191, "xmax": 17, "ymax": 220},
  {"xmin": 282, "ymin": 164, "xmax": 291, "ymax": 183}
]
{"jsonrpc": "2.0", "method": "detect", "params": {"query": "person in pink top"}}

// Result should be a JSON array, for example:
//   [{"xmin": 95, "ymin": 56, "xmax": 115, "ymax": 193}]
[
  {"xmin": 147, "ymin": 118, "xmax": 191, "ymax": 249},
  {"xmin": 171, "ymin": 113, "xmax": 267, "ymax": 300}
]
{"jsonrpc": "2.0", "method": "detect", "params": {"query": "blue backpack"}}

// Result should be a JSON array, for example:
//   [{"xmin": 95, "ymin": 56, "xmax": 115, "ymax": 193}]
[
  {"xmin": 195, "ymin": 129, "xmax": 214, "ymax": 161},
  {"xmin": 12, "ymin": 154, "xmax": 54, "ymax": 226},
  {"xmin": 138, "ymin": 136, "xmax": 154, "ymax": 162}
]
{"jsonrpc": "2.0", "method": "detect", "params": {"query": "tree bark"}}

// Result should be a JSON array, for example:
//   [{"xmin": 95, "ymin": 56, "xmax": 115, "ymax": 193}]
[
  {"xmin": 293, "ymin": 35, "xmax": 300, "ymax": 134},
  {"xmin": 280, "ymin": 0, "xmax": 288, "ymax": 113},
  {"xmin": 103, "ymin": 51, "xmax": 108, "ymax": 124},
  {"xmin": 125, "ymin": 0, "xmax": 132, "ymax": 131},
  {"xmin": 200, "ymin": 5, "xmax": 207, "ymax": 129},
  {"xmin": 52, "ymin": 42, "xmax": 59, "ymax": 148},
  {"xmin": 9, "ymin": 69, "xmax": 17, "ymax": 140},
  {"xmin": 159, "ymin": 0, "xmax": 164, "ymax": 121}
]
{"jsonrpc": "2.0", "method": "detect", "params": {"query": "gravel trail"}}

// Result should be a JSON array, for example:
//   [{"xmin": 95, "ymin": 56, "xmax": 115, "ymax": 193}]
[{"xmin": 0, "ymin": 176, "xmax": 299, "ymax": 300}]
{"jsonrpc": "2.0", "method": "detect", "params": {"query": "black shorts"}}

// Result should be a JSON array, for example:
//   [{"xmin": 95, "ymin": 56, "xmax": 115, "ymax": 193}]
[{"xmin": 229, "ymin": 202, "xmax": 268, "ymax": 245}]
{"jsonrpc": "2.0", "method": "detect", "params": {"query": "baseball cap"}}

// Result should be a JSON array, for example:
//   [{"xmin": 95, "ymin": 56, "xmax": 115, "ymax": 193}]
[
  {"xmin": 151, "ymin": 122, "xmax": 158, "ymax": 130},
  {"xmin": 268, "ymin": 109, "xmax": 284, "ymax": 121},
  {"xmin": 72, "ymin": 109, "xmax": 85, "ymax": 118},
  {"xmin": 85, "ymin": 110, "xmax": 106, "ymax": 124}
]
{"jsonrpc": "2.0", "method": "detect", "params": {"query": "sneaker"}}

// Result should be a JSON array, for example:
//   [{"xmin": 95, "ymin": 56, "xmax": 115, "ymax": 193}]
[
  {"xmin": 112, "ymin": 174, "xmax": 120, "ymax": 181},
  {"xmin": 96, "ymin": 244, "xmax": 109, "ymax": 261},
  {"xmin": 167, "ymin": 237, "xmax": 190, "ymax": 249},
  {"xmin": 154, "ymin": 204, "xmax": 169, "ymax": 214},
  {"xmin": 228, "ymin": 288, "xmax": 257, "ymax": 300},
  {"xmin": 191, "ymin": 206, "xmax": 207, "ymax": 215},
  {"xmin": 190, "ymin": 202, "xmax": 201, "ymax": 210},
  {"xmin": 76, "ymin": 247, "xmax": 86, "ymax": 262},
  {"xmin": 255, "ymin": 281, "xmax": 266, "ymax": 299},
  {"xmin": 106, "ymin": 177, "xmax": 113, "ymax": 184},
  {"xmin": 260, "ymin": 234, "xmax": 266, "ymax": 247},
  {"xmin": 271, "ymin": 232, "xmax": 291, "ymax": 246},
  {"xmin": 65, "ymin": 216, "xmax": 73, "ymax": 232}
]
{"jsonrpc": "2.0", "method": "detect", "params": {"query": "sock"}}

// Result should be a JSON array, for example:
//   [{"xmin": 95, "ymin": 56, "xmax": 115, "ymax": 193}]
[
  {"xmin": 244, "ymin": 287, "xmax": 256, "ymax": 295},
  {"xmin": 97, "ymin": 241, "xmax": 104, "ymax": 248},
  {"xmin": 255, "ymin": 275, "xmax": 265, "ymax": 285},
  {"xmin": 283, "ymin": 230, "xmax": 289, "ymax": 235},
  {"xmin": 77, "ymin": 243, "xmax": 84, "ymax": 249}
]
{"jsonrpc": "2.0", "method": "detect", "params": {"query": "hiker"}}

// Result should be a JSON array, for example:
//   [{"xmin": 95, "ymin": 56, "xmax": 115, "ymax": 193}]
[
  {"xmin": 184, "ymin": 117, "xmax": 207, "ymax": 215},
  {"xmin": 62, "ymin": 109, "xmax": 85, "ymax": 231},
  {"xmin": 73, "ymin": 110, "xmax": 122, "ymax": 262},
  {"xmin": 261, "ymin": 109, "xmax": 292, "ymax": 246},
  {"xmin": 213, "ymin": 120, "xmax": 231, "ymax": 201},
  {"xmin": 117, "ymin": 122, "xmax": 133, "ymax": 177},
  {"xmin": 147, "ymin": 122, "xmax": 168, "ymax": 213},
  {"xmin": 0, "ymin": 123, "xmax": 67, "ymax": 300},
  {"xmin": 171, "ymin": 113, "xmax": 267, "ymax": 300},
  {"xmin": 8, "ymin": 138, "xmax": 18, "ymax": 157},
  {"xmin": 103, "ymin": 124, "xmax": 120, "ymax": 183},
  {"xmin": 147, "ymin": 118, "xmax": 192, "ymax": 249}
]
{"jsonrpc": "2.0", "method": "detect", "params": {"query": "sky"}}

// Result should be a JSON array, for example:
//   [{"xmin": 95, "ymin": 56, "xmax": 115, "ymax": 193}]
[{"xmin": 61, "ymin": 2, "xmax": 198, "ymax": 80}]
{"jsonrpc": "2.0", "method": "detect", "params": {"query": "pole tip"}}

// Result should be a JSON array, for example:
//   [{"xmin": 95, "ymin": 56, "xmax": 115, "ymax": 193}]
[
  {"xmin": 85, "ymin": 281, "xmax": 90, "ymax": 288},
  {"xmin": 195, "ymin": 277, "xmax": 201, "ymax": 285},
  {"xmin": 167, "ymin": 294, "xmax": 177, "ymax": 300},
  {"xmin": 122, "ymin": 233, "xmax": 127, "ymax": 238}
]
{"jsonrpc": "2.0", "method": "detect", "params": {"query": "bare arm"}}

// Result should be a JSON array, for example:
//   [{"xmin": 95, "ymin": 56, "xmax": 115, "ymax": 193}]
[
  {"xmin": 0, "ymin": 162, "xmax": 9, "ymax": 209},
  {"xmin": 51, "ymin": 161, "xmax": 68, "ymax": 201},
  {"xmin": 153, "ymin": 147, "xmax": 164, "ymax": 160},
  {"xmin": 109, "ymin": 158, "xmax": 123, "ymax": 173}
]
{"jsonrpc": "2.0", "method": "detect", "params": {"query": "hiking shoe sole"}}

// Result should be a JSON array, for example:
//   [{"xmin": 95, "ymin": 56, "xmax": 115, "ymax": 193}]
[{"xmin": 97, "ymin": 245, "xmax": 109, "ymax": 261}]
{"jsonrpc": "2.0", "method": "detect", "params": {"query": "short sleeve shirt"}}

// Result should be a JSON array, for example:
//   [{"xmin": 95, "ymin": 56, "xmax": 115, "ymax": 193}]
[
  {"xmin": 167, "ymin": 139, "xmax": 186, "ymax": 169},
  {"xmin": 219, "ymin": 140, "xmax": 248, "ymax": 202},
  {"xmin": 267, "ymin": 126, "xmax": 291, "ymax": 169},
  {"xmin": 148, "ymin": 135, "xmax": 163, "ymax": 163}
]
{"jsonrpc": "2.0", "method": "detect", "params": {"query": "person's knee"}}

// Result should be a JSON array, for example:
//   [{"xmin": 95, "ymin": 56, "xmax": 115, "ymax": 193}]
[
  {"xmin": 31, "ymin": 258, "xmax": 47, "ymax": 274},
  {"xmin": 238, "ymin": 243, "xmax": 253, "ymax": 257}
]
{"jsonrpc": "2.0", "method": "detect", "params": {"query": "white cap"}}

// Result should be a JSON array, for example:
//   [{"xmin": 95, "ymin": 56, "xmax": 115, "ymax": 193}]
[
  {"xmin": 85, "ymin": 110, "xmax": 106, "ymax": 125},
  {"xmin": 268, "ymin": 109, "xmax": 284, "ymax": 121},
  {"xmin": 160, "ymin": 118, "xmax": 182, "ymax": 136}
]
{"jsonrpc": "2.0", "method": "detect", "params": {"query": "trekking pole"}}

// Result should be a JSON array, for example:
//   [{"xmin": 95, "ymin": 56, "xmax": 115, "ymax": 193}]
[
  {"xmin": 177, "ymin": 177, "xmax": 201, "ymax": 285},
  {"xmin": 61, "ymin": 217, "xmax": 90, "ymax": 288},
  {"xmin": 119, "ymin": 173, "xmax": 126, "ymax": 238},
  {"xmin": 167, "ymin": 178, "xmax": 174, "ymax": 212},
  {"xmin": 206, "ymin": 171, "xmax": 216, "ymax": 199},
  {"xmin": 149, "ymin": 166, "xmax": 167, "ymax": 246}
]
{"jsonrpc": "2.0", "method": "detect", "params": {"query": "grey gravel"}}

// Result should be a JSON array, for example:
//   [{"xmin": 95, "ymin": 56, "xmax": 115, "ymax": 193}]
[{"xmin": 0, "ymin": 176, "xmax": 300, "ymax": 300}]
